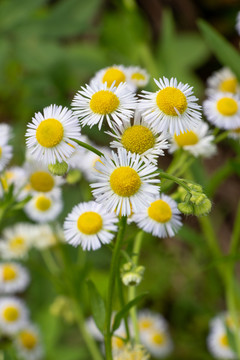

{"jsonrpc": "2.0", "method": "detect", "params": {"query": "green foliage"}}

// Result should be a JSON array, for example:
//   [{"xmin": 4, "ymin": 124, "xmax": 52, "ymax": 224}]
[{"xmin": 87, "ymin": 280, "xmax": 106, "ymax": 333}]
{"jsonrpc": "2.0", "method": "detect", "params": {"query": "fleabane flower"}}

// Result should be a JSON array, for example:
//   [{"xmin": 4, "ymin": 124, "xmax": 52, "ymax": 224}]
[
  {"xmin": 25, "ymin": 104, "xmax": 81, "ymax": 165},
  {"xmin": 113, "ymin": 344, "xmax": 150, "ymax": 360},
  {"xmin": 107, "ymin": 112, "xmax": 169, "ymax": 164},
  {"xmin": 90, "ymin": 65, "xmax": 128, "ymax": 88},
  {"xmin": 31, "ymin": 224, "xmax": 62, "ymax": 250},
  {"xmin": 203, "ymin": 93, "xmax": 240, "ymax": 130},
  {"xmin": 0, "ymin": 167, "xmax": 27, "ymax": 199},
  {"xmin": 206, "ymin": 67, "xmax": 239, "ymax": 96},
  {"xmin": 91, "ymin": 149, "xmax": 160, "ymax": 217},
  {"xmin": 132, "ymin": 194, "xmax": 182, "ymax": 238},
  {"xmin": 14, "ymin": 324, "xmax": 43, "ymax": 360},
  {"xmin": 138, "ymin": 77, "xmax": 201, "ymax": 135},
  {"xmin": 228, "ymin": 127, "xmax": 240, "ymax": 140},
  {"xmin": 137, "ymin": 310, "xmax": 168, "ymax": 334},
  {"xmin": 0, "ymin": 297, "xmax": 29, "ymax": 335},
  {"xmin": 127, "ymin": 66, "xmax": 150, "ymax": 91},
  {"xmin": 64, "ymin": 201, "xmax": 118, "ymax": 250},
  {"xmin": 0, "ymin": 124, "xmax": 13, "ymax": 172},
  {"xmin": 0, "ymin": 262, "xmax": 30, "ymax": 294},
  {"xmin": 142, "ymin": 326, "xmax": 173, "ymax": 358},
  {"xmin": 71, "ymin": 82, "xmax": 137, "ymax": 130},
  {"xmin": 169, "ymin": 122, "xmax": 217, "ymax": 158}
]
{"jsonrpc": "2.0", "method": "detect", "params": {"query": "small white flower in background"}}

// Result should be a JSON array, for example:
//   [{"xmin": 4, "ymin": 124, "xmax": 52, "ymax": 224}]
[
  {"xmin": 24, "ymin": 189, "xmax": 63, "ymax": 223},
  {"xmin": 126, "ymin": 66, "xmax": 150, "ymax": 91},
  {"xmin": 169, "ymin": 121, "xmax": 217, "ymax": 158},
  {"xmin": 85, "ymin": 316, "xmax": 104, "ymax": 342},
  {"xmin": 203, "ymin": 93, "xmax": 240, "ymax": 130},
  {"xmin": 0, "ymin": 297, "xmax": 29, "ymax": 335},
  {"xmin": 107, "ymin": 112, "xmax": 169, "ymax": 164},
  {"xmin": 0, "ymin": 166, "xmax": 27, "ymax": 199},
  {"xmin": 132, "ymin": 194, "xmax": 182, "ymax": 238},
  {"xmin": 228, "ymin": 127, "xmax": 240, "ymax": 141},
  {"xmin": 14, "ymin": 324, "xmax": 43, "ymax": 360},
  {"xmin": 207, "ymin": 313, "xmax": 237, "ymax": 359},
  {"xmin": 91, "ymin": 148, "xmax": 160, "ymax": 217},
  {"xmin": 0, "ymin": 123, "xmax": 13, "ymax": 172},
  {"xmin": 64, "ymin": 201, "xmax": 118, "ymax": 250},
  {"xmin": 236, "ymin": 11, "xmax": 240, "ymax": 36},
  {"xmin": 71, "ymin": 82, "xmax": 137, "ymax": 130},
  {"xmin": 206, "ymin": 67, "xmax": 239, "ymax": 96},
  {"xmin": 138, "ymin": 77, "xmax": 202, "ymax": 135},
  {"xmin": 30, "ymin": 224, "xmax": 62, "ymax": 250},
  {"xmin": 0, "ymin": 262, "xmax": 30, "ymax": 294},
  {"xmin": 26, "ymin": 104, "xmax": 81, "ymax": 165},
  {"xmin": 90, "ymin": 65, "xmax": 128, "ymax": 88},
  {"xmin": 113, "ymin": 344, "xmax": 150, "ymax": 360}
]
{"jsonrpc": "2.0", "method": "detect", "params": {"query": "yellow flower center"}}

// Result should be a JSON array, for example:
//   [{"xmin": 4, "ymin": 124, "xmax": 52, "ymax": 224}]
[
  {"xmin": 174, "ymin": 130, "xmax": 199, "ymax": 147},
  {"xmin": 121, "ymin": 125, "xmax": 155, "ymax": 154},
  {"xmin": 19, "ymin": 331, "xmax": 37, "ymax": 350},
  {"xmin": 219, "ymin": 78, "xmax": 237, "ymax": 94},
  {"xmin": 110, "ymin": 167, "xmax": 141, "ymax": 197},
  {"xmin": 217, "ymin": 97, "xmax": 238, "ymax": 116},
  {"xmin": 3, "ymin": 306, "xmax": 19, "ymax": 322},
  {"xmin": 152, "ymin": 332, "xmax": 165, "ymax": 345},
  {"xmin": 219, "ymin": 334, "xmax": 229, "ymax": 347},
  {"xmin": 77, "ymin": 211, "xmax": 103, "ymax": 235},
  {"xmin": 139, "ymin": 319, "xmax": 153, "ymax": 330},
  {"xmin": 0, "ymin": 147, "xmax": 2, "ymax": 159},
  {"xmin": 90, "ymin": 90, "xmax": 120, "ymax": 115},
  {"xmin": 2, "ymin": 265, "xmax": 17, "ymax": 281},
  {"xmin": 35, "ymin": 195, "xmax": 51, "ymax": 211},
  {"xmin": 131, "ymin": 72, "xmax": 145, "ymax": 81},
  {"xmin": 9, "ymin": 237, "xmax": 25, "ymax": 252},
  {"xmin": 156, "ymin": 87, "xmax": 187, "ymax": 116},
  {"xmin": 30, "ymin": 171, "xmax": 55, "ymax": 192},
  {"xmin": 112, "ymin": 336, "xmax": 125, "ymax": 350},
  {"xmin": 233, "ymin": 127, "xmax": 240, "ymax": 134},
  {"xmin": 148, "ymin": 199, "xmax": 172, "ymax": 223},
  {"xmin": 102, "ymin": 68, "xmax": 126, "ymax": 87},
  {"xmin": 36, "ymin": 118, "xmax": 64, "ymax": 148}
]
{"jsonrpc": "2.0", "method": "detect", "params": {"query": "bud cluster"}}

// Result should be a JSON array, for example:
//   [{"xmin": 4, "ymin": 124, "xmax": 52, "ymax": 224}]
[
  {"xmin": 120, "ymin": 262, "xmax": 145, "ymax": 287},
  {"xmin": 177, "ymin": 183, "xmax": 212, "ymax": 216}
]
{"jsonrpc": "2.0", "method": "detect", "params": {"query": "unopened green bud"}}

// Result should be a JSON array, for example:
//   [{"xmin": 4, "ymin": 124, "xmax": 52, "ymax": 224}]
[
  {"xmin": 187, "ymin": 183, "xmax": 203, "ymax": 192},
  {"xmin": 122, "ymin": 272, "xmax": 142, "ymax": 287},
  {"xmin": 122, "ymin": 262, "xmax": 132, "ymax": 272},
  {"xmin": 178, "ymin": 202, "xmax": 194, "ymax": 215},
  {"xmin": 66, "ymin": 169, "xmax": 82, "ymax": 184},
  {"xmin": 48, "ymin": 161, "xmax": 68, "ymax": 176},
  {"xmin": 190, "ymin": 192, "xmax": 206, "ymax": 205},
  {"xmin": 193, "ymin": 198, "xmax": 212, "ymax": 216},
  {"xmin": 50, "ymin": 296, "xmax": 75, "ymax": 323},
  {"xmin": 136, "ymin": 265, "xmax": 145, "ymax": 276}
]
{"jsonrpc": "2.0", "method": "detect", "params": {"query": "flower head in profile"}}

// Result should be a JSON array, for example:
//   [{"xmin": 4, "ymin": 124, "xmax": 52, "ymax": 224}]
[
  {"xmin": 206, "ymin": 67, "xmax": 239, "ymax": 96},
  {"xmin": 138, "ymin": 77, "xmax": 201, "ymax": 135},
  {"xmin": 127, "ymin": 66, "xmax": 150, "ymax": 91},
  {"xmin": 90, "ymin": 65, "xmax": 128, "ymax": 88},
  {"xmin": 0, "ymin": 297, "xmax": 29, "ymax": 335},
  {"xmin": 26, "ymin": 104, "xmax": 81, "ymax": 165}
]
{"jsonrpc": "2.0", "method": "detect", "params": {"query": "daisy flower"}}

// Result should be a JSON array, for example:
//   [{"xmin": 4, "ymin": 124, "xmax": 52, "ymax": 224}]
[
  {"xmin": 236, "ymin": 11, "xmax": 240, "ymax": 36},
  {"xmin": 203, "ymin": 93, "xmax": 240, "ymax": 130},
  {"xmin": 0, "ymin": 297, "xmax": 29, "ymax": 335},
  {"xmin": 228, "ymin": 127, "xmax": 240, "ymax": 140},
  {"xmin": 71, "ymin": 82, "xmax": 137, "ymax": 130},
  {"xmin": 141, "ymin": 326, "xmax": 173, "ymax": 358},
  {"xmin": 85, "ymin": 317, "xmax": 104, "ymax": 341},
  {"xmin": 113, "ymin": 344, "xmax": 150, "ymax": 360},
  {"xmin": 25, "ymin": 104, "xmax": 81, "ymax": 165},
  {"xmin": 30, "ymin": 224, "xmax": 62, "ymax": 250},
  {"xmin": 127, "ymin": 66, "xmax": 150, "ymax": 90},
  {"xmin": 24, "ymin": 190, "xmax": 63, "ymax": 223},
  {"xmin": 137, "ymin": 310, "xmax": 168, "ymax": 334},
  {"xmin": 64, "ymin": 201, "xmax": 118, "ymax": 250},
  {"xmin": 0, "ymin": 223, "xmax": 34, "ymax": 260},
  {"xmin": 0, "ymin": 123, "xmax": 12, "ymax": 142},
  {"xmin": 132, "ymin": 194, "xmax": 182, "ymax": 238},
  {"xmin": 169, "ymin": 122, "xmax": 217, "ymax": 158},
  {"xmin": 0, "ymin": 142, "xmax": 12, "ymax": 173},
  {"xmin": 91, "ymin": 149, "xmax": 160, "ymax": 217},
  {"xmin": 138, "ymin": 77, "xmax": 201, "ymax": 135},
  {"xmin": 206, "ymin": 67, "xmax": 239, "ymax": 96},
  {"xmin": 14, "ymin": 324, "xmax": 43, "ymax": 360},
  {"xmin": 0, "ymin": 262, "xmax": 30, "ymax": 294},
  {"xmin": 107, "ymin": 112, "xmax": 169, "ymax": 164},
  {"xmin": 90, "ymin": 65, "xmax": 128, "ymax": 88},
  {"xmin": 0, "ymin": 166, "xmax": 27, "ymax": 198}
]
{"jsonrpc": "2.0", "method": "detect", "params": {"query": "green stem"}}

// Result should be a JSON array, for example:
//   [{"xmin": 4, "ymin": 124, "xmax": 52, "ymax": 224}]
[
  {"xmin": 70, "ymin": 138, "xmax": 104, "ymax": 157},
  {"xmin": 117, "ymin": 273, "xmax": 130, "ymax": 341},
  {"xmin": 214, "ymin": 130, "xmax": 230, "ymax": 144},
  {"xmin": 229, "ymin": 201, "xmax": 240, "ymax": 258},
  {"xmin": 158, "ymin": 171, "xmax": 191, "ymax": 192},
  {"xmin": 41, "ymin": 249, "xmax": 59, "ymax": 276},
  {"xmin": 105, "ymin": 216, "xmax": 127, "ymax": 360}
]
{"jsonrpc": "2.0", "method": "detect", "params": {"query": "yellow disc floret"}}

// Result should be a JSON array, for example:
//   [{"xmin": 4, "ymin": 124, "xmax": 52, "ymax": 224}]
[
  {"xmin": 36, "ymin": 118, "xmax": 64, "ymax": 148},
  {"xmin": 35, "ymin": 195, "xmax": 51, "ymax": 211},
  {"xmin": 112, "ymin": 336, "xmax": 125, "ymax": 350},
  {"xmin": 77, "ymin": 211, "xmax": 103, "ymax": 235},
  {"xmin": 156, "ymin": 87, "xmax": 187, "ymax": 116},
  {"xmin": 2, "ymin": 265, "xmax": 17, "ymax": 281},
  {"xmin": 217, "ymin": 97, "xmax": 238, "ymax": 116},
  {"xmin": 219, "ymin": 334, "xmax": 229, "ymax": 347},
  {"xmin": 90, "ymin": 90, "xmax": 120, "ymax": 115},
  {"xmin": 174, "ymin": 130, "xmax": 199, "ymax": 147},
  {"xmin": 219, "ymin": 78, "xmax": 238, "ymax": 94},
  {"xmin": 102, "ymin": 68, "xmax": 126, "ymax": 87},
  {"xmin": 30, "ymin": 171, "xmax": 55, "ymax": 192},
  {"xmin": 139, "ymin": 319, "xmax": 153, "ymax": 330},
  {"xmin": 9, "ymin": 237, "xmax": 25, "ymax": 252},
  {"xmin": 121, "ymin": 125, "xmax": 155, "ymax": 154},
  {"xmin": 152, "ymin": 332, "xmax": 165, "ymax": 345},
  {"xmin": 131, "ymin": 73, "xmax": 145, "ymax": 81},
  {"xmin": 0, "ymin": 147, "xmax": 2, "ymax": 159},
  {"xmin": 148, "ymin": 199, "xmax": 172, "ymax": 223},
  {"xmin": 110, "ymin": 167, "xmax": 141, "ymax": 197},
  {"xmin": 19, "ymin": 330, "xmax": 37, "ymax": 350},
  {"xmin": 3, "ymin": 306, "xmax": 19, "ymax": 322}
]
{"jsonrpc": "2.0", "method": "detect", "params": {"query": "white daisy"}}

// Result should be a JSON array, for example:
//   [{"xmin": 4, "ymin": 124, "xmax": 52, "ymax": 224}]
[
  {"xmin": 228, "ymin": 127, "xmax": 240, "ymax": 140},
  {"xmin": 0, "ymin": 142, "xmax": 12, "ymax": 173},
  {"xmin": 14, "ymin": 324, "xmax": 43, "ymax": 360},
  {"xmin": 113, "ymin": 344, "xmax": 150, "ymax": 360},
  {"xmin": 169, "ymin": 122, "xmax": 217, "ymax": 158},
  {"xmin": 0, "ymin": 166, "xmax": 27, "ymax": 199},
  {"xmin": 236, "ymin": 11, "xmax": 240, "ymax": 36},
  {"xmin": 206, "ymin": 67, "xmax": 240, "ymax": 96},
  {"xmin": 25, "ymin": 104, "xmax": 81, "ymax": 165},
  {"xmin": 141, "ymin": 326, "xmax": 173, "ymax": 358},
  {"xmin": 107, "ymin": 112, "xmax": 169, "ymax": 164},
  {"xmin": 91, "ymin": 149, "xmax": 160, "ymax": 217},
  {"xmin": 138, "ymin": 77, "xmax": 202, "ymax": 135},
  {"xmin": 132, "ymin": 194, "xmax": 182, "ymax": 238},
  {"xmin": 24, "ymin": 190, "xmax": 63, "ymax": 223},
  {"xmin": 90, "ymin": 65, "xmax": 128, "ymax": 88},
  {"xmin": 64, "ymin": 201, "xmax": 118, "ymax": 250},
  {"xmin": 71, "ymin": 82, "xmax": 137, "ymax": 130},
  {"xmin": 126, "ymin": 66, "xmax": 150, "ymax": 90},
  {"xmin": 0, "ymin": 223, "xmax": 34, "ymax": 260},
  {"xmin": 0, "ymin": 262, "xmax": 30, "ymax": 294},
  {"xmin": 137, "ymin": 310, "xmax": 168, "ymax": 334},
  {"xmin": 85, "ymin": 316, "xmax": 104, "ymax": 341},
  {"xmin": 0, "ymin": 123, "xmax": 12, "ymax": 142},
  {"xmin": 30, "ymin": 224, "xmax": 62, "ymax": 250},
  {"xmin": 203, "ymin": 93, "xmax": 240, "ymax": 130},
  {"xmin": 0, "ymin": 297, "xmax": 29, "ymax": 335}
]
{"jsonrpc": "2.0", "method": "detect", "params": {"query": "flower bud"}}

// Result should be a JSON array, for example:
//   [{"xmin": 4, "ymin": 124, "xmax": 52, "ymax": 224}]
[
  {"xmin": 48, "ymin": 161, "xmax": 68, "ymax": 176},
  {"xmin": 178, "ymin": 202, "xmax": 194, "ymax": 215},
  {"xmin": 193, "ymin": 198, "xmax": 212, "ymax": 216},
  {"xmin": 122, "ymin": 272, "xmax": 143, "ymax": 287},
  {"xmin": 66, "ymin": 169, "xmax": 82, "ymax": 184}
]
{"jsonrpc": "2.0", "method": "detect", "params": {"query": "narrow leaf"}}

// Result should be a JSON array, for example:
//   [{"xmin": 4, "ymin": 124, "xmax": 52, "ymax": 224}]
[{"xmin": 87, "ymin": 280, "xmax": 106, "ymax": 333}]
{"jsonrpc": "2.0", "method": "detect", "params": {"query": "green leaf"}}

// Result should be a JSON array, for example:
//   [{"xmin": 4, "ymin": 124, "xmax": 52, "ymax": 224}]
[
  {"xmin": 112, "ymin": 292, "xmax": 147, "ymax": 333},
  {"xmin": 198, "ymin": 19, "xmax": 240, "ymax": 81},
  {"xmin": 87, "ymin": 280, "xmax": 106, "ymax": 333}
]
